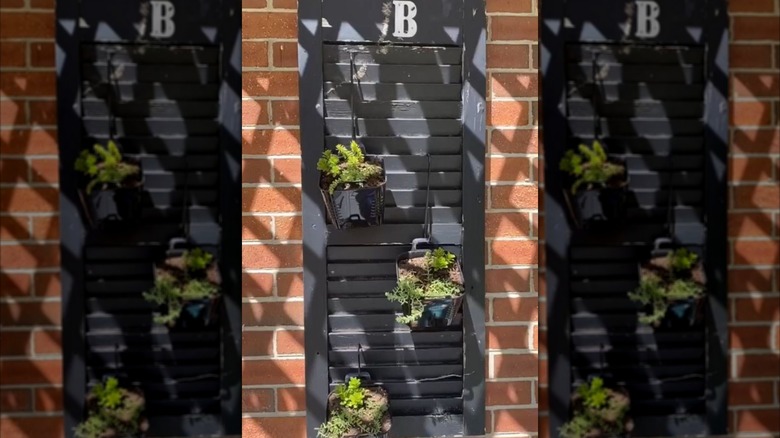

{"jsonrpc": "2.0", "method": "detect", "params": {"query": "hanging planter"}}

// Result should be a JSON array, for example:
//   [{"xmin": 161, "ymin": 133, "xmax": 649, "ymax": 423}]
[
  {"xmin": 319, "ymin": 141, "xmax": 386, "ymax": 229},
  {"xmin": 143, "ymin": 238, "xmax": 221, "ymax": 328},
  {"xmin": 559, "ymin": 377, "xmax": 633, "ymax": 438},
  {"xmin": 75, "ymin": 140, "xmax": 144, "ymax": 229},
  {"xmin": 629, "ymin": 239, "xmax": 705, "ymax": 328},
  {"xmin": 386, "ymin": 238, "xmax": 464, "ymax": 329},
  {"xmin": 559, "ymin": 140, "xmax": 628, "ymax": 229},
  {"xmin": 318, "ymin": 377, "xmax": 392, "ymax": 438},
  {"xmin": 75, "ymin": 377, "xmax": 148, "ymax": 438}
]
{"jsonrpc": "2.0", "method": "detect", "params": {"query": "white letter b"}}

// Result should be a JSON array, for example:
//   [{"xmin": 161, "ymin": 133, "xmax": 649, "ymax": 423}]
[
  {"xmin": 635, "ymin": 0, "xmax": 660, "ymax": 38},
  {"xmin": 393, "ymin": 1, "xmax": 418, "ymax": 38},
  {"xmin": 150, "ymin": 0, "xmax": 176, "ymax": 38}
]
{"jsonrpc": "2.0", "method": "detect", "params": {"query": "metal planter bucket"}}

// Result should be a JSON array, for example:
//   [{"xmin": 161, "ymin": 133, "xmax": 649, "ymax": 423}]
[
  {"xmin": 83, "ymin": 160, "xmax": 144, "ymax": 229},
  {"xmin": 321, "ymin": 157, "xmax": 386, "ymax": 229}
]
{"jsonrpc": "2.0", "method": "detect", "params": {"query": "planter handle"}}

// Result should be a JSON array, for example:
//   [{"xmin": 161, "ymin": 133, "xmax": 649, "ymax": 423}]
[
  {"xmin": 167, "ymin": 237, "xmax": 189, "ymax": 255},
  {"xmin": 651, "ymin": 237, "xmax": 674, "ymax": 257},
  {"xmin": 410, "ymin": 237, "xmax": 430, "ymax": 252}
]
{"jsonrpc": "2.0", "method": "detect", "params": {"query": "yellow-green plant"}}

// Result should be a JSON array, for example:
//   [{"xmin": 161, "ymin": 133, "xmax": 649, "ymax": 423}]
[
  {"xmin": 74, "ymin": 377, "xmax": 145, "ymax": 438},
  {"xmin": 559, "ymin": 140, "xmax": 625, "ymax": 194},
  {"xmin": 426, "ymin": 247, "xmax": 456, "ymax": 271},
  {"xmin": 560, "ymin": 378, "xmax": 631, "ymax": 438},
  {"xmin": 143, "ymin": 275, "xmax": 218, "ymax": 326},
  {"xmin": 184, "ymin": 248, "xmax": 214, "ymax": 272},
  {"xmin": 318, "ymin": 378, "xmax": 388, "ymax": 438},
  {"xmin": 317, "ymin": 141, "xmax": 383, "ymax": 193},
  {"xmin": 74, "ymin": 140, "xmax": 140, "ymax": 194},
  {"xmin": 670, "ymin": 248, "xmax": 698, "ymax": 274},
  {"xmin": 629, "ymin": 273, "xmax": 703, "ymax": 326}
]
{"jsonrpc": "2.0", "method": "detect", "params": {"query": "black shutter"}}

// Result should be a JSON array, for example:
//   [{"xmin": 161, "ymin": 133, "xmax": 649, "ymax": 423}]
[
  {"xmin": 542, "ymin": 1, "xmax": 729, "ymax": 436},
  {"xmin": 299, "ymin": 0, "xmax": 487, "ymax": 436},
  {"xmin": 56, "ymin": 2, "xmax": 241, "ymax": 436}
]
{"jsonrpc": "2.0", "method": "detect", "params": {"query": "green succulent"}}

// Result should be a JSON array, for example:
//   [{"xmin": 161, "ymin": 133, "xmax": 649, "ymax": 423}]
[
  {"xmin": 317, "ymin": 141, "xmax": 383, "ymax": 193},
  {"xmin": 669, "ymin": 248, "xmax": 698, "ymax": 274},
  {"xmin": 74, "ymin": 140, "xmax": 140, "ymax": 194},
  {"xmin": 560, "ymin": 378, "xmax": 631, "ymax": 438},
  {"xmin": 318, "ymin": 378, "xmax": 387, "ymax": 438},
  {"xmin": 184, "ymin": 248, "xmax": 214, "ymax": 273},
  {"xmin": 426, "ymin": 247, "xmax": 456, "ymax": 272},
  {"xmin": 143, "ymin": 275, "xmax": 218, "ymax": 326},
  {"xmin": 559, "ymin": 140, "xmax": 625, "ymax": 194},
  {"xmin": 74, "ymin": 377, "xmax": 145, "ymax": 438},
  {"xmin": 629, "ymin": 273, "xmax": 703, "ymax": 326}
]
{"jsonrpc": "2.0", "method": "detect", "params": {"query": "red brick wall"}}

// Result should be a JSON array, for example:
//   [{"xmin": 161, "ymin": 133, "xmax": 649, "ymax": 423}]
[
  {"xmin": 0, "ymin": 0, "xmax": 63, "ymax": 437},
  {"xmin": 0, "ymin": 1, "xmax": 777, "ymax": 437}
]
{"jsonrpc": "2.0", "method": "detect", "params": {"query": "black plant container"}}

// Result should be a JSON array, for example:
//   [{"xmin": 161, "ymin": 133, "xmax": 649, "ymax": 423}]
[
  {"xmin": 396, "ymin": 238, "xmax": 464, "ymax": 330},
  {"xmin": 321, "ymin": 157, "xmax": 386, "ymax": 229},
  {"xmin": 567, "ymin": 184, "xmax": 627, "ymax": 230},
  {"xmin": 83, "ymin": 160, "xmax": 144, "ymax": 229}
]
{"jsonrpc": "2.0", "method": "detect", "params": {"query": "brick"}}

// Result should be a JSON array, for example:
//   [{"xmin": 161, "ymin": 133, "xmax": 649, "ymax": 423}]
[
  {"xmin": 31, "ymin": 216, "xmax": 58, "ymax": 241},
  {"xmin": 0, "ymin": 272, "xmax": 32, "ymax": 297},
  {"xmin": 0, "ymin": 416, "xmax": 63, "ymax": 438},
  {"xmin": 487, "ymin": 381, "xmax": 532, "ymax": 406},
  {"xmin": 486, "ymin": 212, "xmax": 530, "ymax": 237},
  {"xmin": 0, "ymin": 302, "xmax": 60, "ymax": 326},
  {"xmin": 243, "ymin": 72, "xmax": 298, "ymax": 97},
  {"xmin": 270, "ymin": 100, "xmax": 299, "ymax": 126},
  {"xmin": 488, "ymin": 101, "xmax": 530, "ymax": 126},
  {"xmin": 242, "ymin": 301, "xmax": 304, "ymax": 326},
  {"xmin": 729, "ymin": 212, "xmax": 774, "ymax": 237},
  {"xmin": 242, "ymin": 359, "xmax": 304, "ymax": 385},
  {"xmin": 731, "ymin": 326, "xmax": 773, "ymax": 350},
  {"xmin": 242, "ymin": 0, "xmax": 267, "ymax": 7},
  {"xmin": 274, "ymin": 215, "xmax": 302, "ymax": 240},
  {"xmin": 0, "ymin": 72, "xmax": 57, "ymax": 98},
  {"xmin": 277, "ymin": 272, "xmax": 303, "ymax": 297},
  {"xmin": 30, "ymin": 158, "xmax": 58, "ymax": 184},
  {"xmin": 734, "ymin": 409, "xmax": 780, "ymax": 433},
  {"xmin": 272, "ymin": 158, "xmax": 301, "ymax": 183},
  {"xmin": 277, "ymin": 387, "xmax": 306, "ymax": 411},
  {"xmin": 0, "ymin": 244, "xmax": 60, "ymax": 269},
  {"xmin": 242, "ymin": 41, "xmax": 269, "ymax": 68},
  {"xmin": 487, "ymin": 0, "xmax": 532, "ymax": 13},
  {"xmin": 242, "ymin": 331, "xmax": 274, "ymax": 357},
  {"xmin": 486, "ymin": 268, "xmax": 531, "ymax": 293},
  {"xmin": 30, "ymin": 0, "xmax": 54, "ymax": 8},
  {"xmin": 733, "ymin": 128, "xmax": 779, "ymax": 154},
  {"xmin": 28, "ymin": 100, "xmax": 56, "ymax": 125},
  {"xmin": 0, "ymin": 359, "xmax": 62, "ymax": 384},
  {"xmin": 34, "ymin": 273, "xmax": 60, "ymax": 297},
  {"xmin": 0, "ymin": 12, "xmax": 54, "ymax": 39},
  {"xmin": 243, "ymin": 187, "xmax": 301, "ymax": 212},
  {"xmin": 730, "ymin": 157, "xmax": 773, "ymax": 182},
  {"xmin": 729, "ymin": 0, "xmax": 776, "ymax": 12},
  {"xmin": 242, "ymin": 12, "xmax": 297, "ymax": 39},
  {"xmin": 735, "ymin": 297, "xmax": 780, "ymax": 321},
  {"xmin": 0, "ymin": 331, "xmax": 31, "ymax": 356},
  {"xmin": 242, "ymin": 158, "xmax": 272, "ymax": 183},
  {"xmin": 491, "ymin": 240, "xmax": 537, "ymax": 265},
  {"xmin": 242, "ymin": 388, "xmax": 274, "ymax": 412},
  {"xmin": 272, "ymin": 0, "xmax": 297, "ymax": 9},
  {"xmin": 242, "ymin": 99, "xmax": 269, "ymax": 126},
  {"xmin": 0, "ymin": 0, "xmax": 24, "ymax": 6},
  {"xmin": 493, "ymin": 297, "xmax": 538, "ymax": 322},
  {"xmin": 730, "ymin": 381, "xmax": 776, "ymax": 406},
  {"xmin": 491, "ymin": 73, "xmax": 539, "ymax": 98},
  {"xmin": 732, "ymin": 101, "xmax": 772, "ymax": 126},
  {"xmin": 487, "ymin": 44, "xmax": 530, "ymax": 69},
  {"xmin": 33, "ymin": 330, "xmax": 61, "ymax": 355},
  {"xmin": 242, "ymin": 128, "xmax": 301, "ymax": 155},
  {"xmin": 0, "ymin": 388, "xmax": 31, "ymax": 413},
  {"xmin": 494, "ymin": 408, "xmax": 538, "ymax": 433},
  {"xmin": 276, "ymin": 329, "xmax": 304, "ymax": 355},
  {"xmin": 491, "ymin": 185, "xmax": 538, "ymax": 209},
  {"xmin": 241, "ymin": 272, "xmax": 274, "ymax": 297},
  {"xmin": 30, "ymin": 42, "xmax": 55, "ymax": 67},
  {"xmin": 242, "ymin": 244, "xmax": 302, "ymax": 268},
  {"xmin": 491, "ymin": 16, "xmax": 538, "ymax": 41},
  {"xmin": 729, "ymin": 269, "xmax": 774, "ymax": 293},
  {"xmin": 733, "ymin": 185, "xmax": 780, "ymax": 209},
  {"xmin": 242, "ymin": 417, "xmax": 306, "ymax": 438},
  {"xmin": 0, "ymin": 100, "xmax": 25, "ymax": 126},
  {"xmin": 490, "ymin": 128, "xmax": 539, "ymax": 153},
  {"xmin": 733, "ymin": 241, "xmax": 779, "ymax": 265},
  {"xmin": 0, "ymin": 129, "xmax": 58, "ymax": 155},
  {"xmin": 489, "ymin": 157, "xmax": 530, "ymax": 182},
  {"xmin": 735, "ymin": 354, "xmax": 780, "ymax": 378},
  {"xmin": 272, "ymin": 42, "xmax": 298, "ymax": 68},
  {"xmin": 0, "ymin": 215, "xmax": 30, "ymax": 241},
  {"xmin": 34, "ymin": 387, "xmax": 62, "ymax": 412},
  {"xmin": 0, "ymin": 187, "xmax": 59, "ymax": 212},
  {"xmin": 730, "ymin": 44, "xmax": 774, "ymax": 69},
  {"xmin": 732, "ymin": 73, "xmax": 780, "ymax": 99},
  {"xmin": 493, "ymin": 354, "xmax": 538, "ymax": 378},
  {"xmin": 488, "ymin": 325, "xmax": 529, "ymax": 350},
  {"xmin": 733, "ymin": 16, "xmax": 780, "ymax": 40}
]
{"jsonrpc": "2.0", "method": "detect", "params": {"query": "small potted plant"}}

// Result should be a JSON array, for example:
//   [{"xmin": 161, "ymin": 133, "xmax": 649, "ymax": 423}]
[
  {"xmin": 318, "ymin": 377, "xmax": 392, "ymax": 438},
  {"xmin": 318, "ymin": 140, "xmax": 386, "ymax": 229},
  {"xmin": 386, "ymin": 239, "xmax": 464, "ymax": 329},
  {"xmin": 75, "ymin": 377, "xmax": 148, "ymax": 438},
  {"xmin": 74, "ymin": 140, "xmax": 144, "ymax": 228},
  {"xmin": 560, "ymin": 377, "xmax": 633, "ymax": 438},
  {"xmin": 144, "ymin": 240, "xmax": 221, "ymax": 327},
  {"xmin": 629, "ymin": 243, "xmax": 705, "ymax": 328},
  {"xmin": 559, "ymin": 140, "xmax": 627, "ymax": 228}
]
